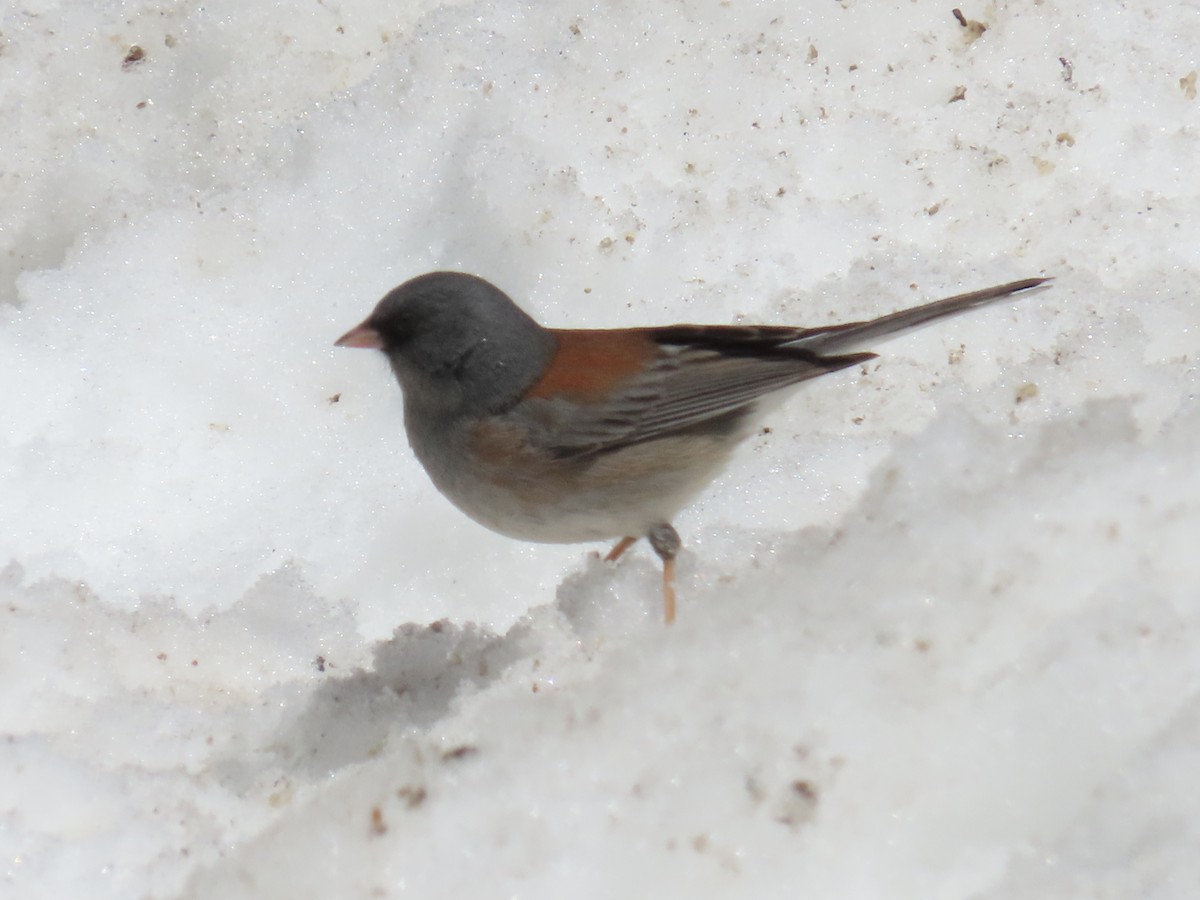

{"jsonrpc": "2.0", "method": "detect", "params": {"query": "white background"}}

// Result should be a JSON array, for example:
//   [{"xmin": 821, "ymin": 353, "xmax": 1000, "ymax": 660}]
[{"xmin": 2, "ymin": 1, "xmax": 1197, "ymax": 897}]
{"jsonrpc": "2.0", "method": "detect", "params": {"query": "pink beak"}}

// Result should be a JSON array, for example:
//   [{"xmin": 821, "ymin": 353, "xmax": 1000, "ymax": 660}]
[{"xmin": 335, "ymin": 322, "xmax": 384, "ymax": 349}]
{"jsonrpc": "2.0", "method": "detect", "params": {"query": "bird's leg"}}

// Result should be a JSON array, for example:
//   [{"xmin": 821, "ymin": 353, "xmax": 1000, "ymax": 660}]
[
  {"xmin": 647, "ymin": 523, "xmax": 681, "ymax": 624},
  {"xmin": 604, "ymin": 536, "xmax": 637, "ymax": 563}
]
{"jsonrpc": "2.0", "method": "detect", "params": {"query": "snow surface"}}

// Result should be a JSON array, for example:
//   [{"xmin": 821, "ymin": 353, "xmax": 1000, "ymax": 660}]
[{"xmin": 2, "ymin": 1, "xmax": 1198, "ymax": 897}]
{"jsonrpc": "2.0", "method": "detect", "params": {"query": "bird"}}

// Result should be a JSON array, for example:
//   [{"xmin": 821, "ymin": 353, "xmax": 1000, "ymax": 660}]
[{"xmin": 336, "ymin": 271, "xmax": 1049, "ymax": 624}]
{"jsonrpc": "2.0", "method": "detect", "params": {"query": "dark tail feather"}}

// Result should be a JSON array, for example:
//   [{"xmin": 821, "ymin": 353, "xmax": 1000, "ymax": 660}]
[{"xmin": 790, "ymin": 277, "xmax": 1052, "ymax": 354}]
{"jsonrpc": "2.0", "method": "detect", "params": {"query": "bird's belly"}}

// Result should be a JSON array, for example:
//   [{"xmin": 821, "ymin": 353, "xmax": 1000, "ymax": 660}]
[{"xmin": 414, "ymin": 424, "xmax": 738, "ymax": 544}]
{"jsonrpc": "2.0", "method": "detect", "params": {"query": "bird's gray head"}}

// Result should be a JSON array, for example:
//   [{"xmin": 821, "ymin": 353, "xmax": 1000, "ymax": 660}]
[{"xmin": 339, "ymin": 272, "xmax": 556, "ymax": 417}]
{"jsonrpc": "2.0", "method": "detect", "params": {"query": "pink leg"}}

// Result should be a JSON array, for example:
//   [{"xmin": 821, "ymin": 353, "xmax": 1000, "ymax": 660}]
[
  {"xmin": 661, "ymin": 557, "xmax": 677, "ymax": 625},
  {"xmin": 648, "ymin": 523, "xmax": 681, "ymax": 625},
  {"xmin": 604, "ymin": 536, "xmax": 637, "ymax": 563}
]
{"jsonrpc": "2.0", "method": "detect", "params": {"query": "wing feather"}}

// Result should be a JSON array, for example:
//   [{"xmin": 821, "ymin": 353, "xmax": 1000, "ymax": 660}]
[
  {"xmin": 520, "ymin": 277, "xmax": 1047, "ymax": 458},
  {"xmin": 526, "ymin": 339, "xmax": 873, "ymax": 458}
]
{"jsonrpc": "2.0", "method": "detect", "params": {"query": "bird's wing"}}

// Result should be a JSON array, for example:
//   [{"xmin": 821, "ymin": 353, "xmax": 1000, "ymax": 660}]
[
  {"xmin": 519, "ymin": 277, "xmax": 1049, "ymax": 458},
  {"xmin": 523, "ymin": 326, "xmax": 875, "ymax": 458}
]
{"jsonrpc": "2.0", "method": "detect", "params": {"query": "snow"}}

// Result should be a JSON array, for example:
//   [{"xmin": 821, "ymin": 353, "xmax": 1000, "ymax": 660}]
[{"xmin": 2, "ymin": 1, "xmax": 1197, "ymax": 897}]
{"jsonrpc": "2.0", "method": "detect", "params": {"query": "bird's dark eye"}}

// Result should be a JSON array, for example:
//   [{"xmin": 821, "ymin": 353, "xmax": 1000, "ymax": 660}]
[{"xmin": 370, "ymin": 315, "xmax": 415, "ymax": 350}]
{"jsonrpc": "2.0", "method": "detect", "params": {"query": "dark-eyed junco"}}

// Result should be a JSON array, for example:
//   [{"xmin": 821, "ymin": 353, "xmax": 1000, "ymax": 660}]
[{"xmin": 336, "ymin": 272, "xmax": 1048, "ymax": 623}]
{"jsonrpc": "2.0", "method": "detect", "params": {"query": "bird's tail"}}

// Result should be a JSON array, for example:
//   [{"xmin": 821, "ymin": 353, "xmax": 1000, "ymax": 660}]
[{"xmin": 787, "ymin": 277, "xmax": 1052, "ymax": 354}]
